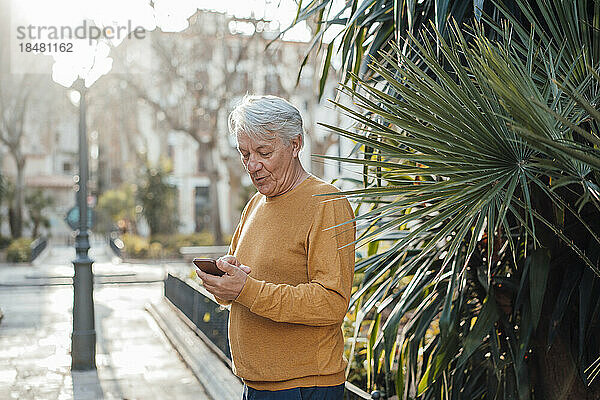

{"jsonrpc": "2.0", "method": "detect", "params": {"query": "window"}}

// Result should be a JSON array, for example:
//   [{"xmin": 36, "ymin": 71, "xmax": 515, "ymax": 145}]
[
  {"xmin": 232, "ymin": 71, "xmax": 249, "ymax": 92},
  {"xmin": 197, "ymin": 144, "xmax": 210, "ymax": 173},
  {"xmin": 194, "ymin": 186, "xmax": 211, "ymax": 232},
  {"xmin": 264, "ymin": 73, "xmax": 281, "ymax": 95}
]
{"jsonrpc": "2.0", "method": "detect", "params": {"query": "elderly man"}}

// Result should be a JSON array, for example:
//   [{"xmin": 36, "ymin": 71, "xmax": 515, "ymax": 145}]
[{"xmin": 195, "ymin": 95, "xmax": 355, "ymax": 400}]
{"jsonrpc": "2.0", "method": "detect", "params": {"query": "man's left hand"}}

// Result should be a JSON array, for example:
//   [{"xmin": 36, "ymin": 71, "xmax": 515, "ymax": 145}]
[{"xmin": 196, "ymin": 259, "xmax": 248, "ymax": 301}]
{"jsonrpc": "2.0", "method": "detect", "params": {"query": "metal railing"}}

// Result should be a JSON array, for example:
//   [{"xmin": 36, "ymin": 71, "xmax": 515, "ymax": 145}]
[
  {"xmin": 164, "ymin": 274, "xmax": 384, "ymax": 399},
  {"xmin": 30, "ymin": 236, "xmax": 48, "ymax": 261},
  {"xmin": 165, "ymin": 274, "xmax": 231, "ymax": 359},
  {"xmin": 107, "ymin": 232, "xmax": 124, "ymax": 257}
]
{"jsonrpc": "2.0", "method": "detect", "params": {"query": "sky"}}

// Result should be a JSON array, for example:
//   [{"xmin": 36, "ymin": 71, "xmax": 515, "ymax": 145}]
[{"xmin": 9, "ymin": 0, "xmax": 314, "ymax": 87}]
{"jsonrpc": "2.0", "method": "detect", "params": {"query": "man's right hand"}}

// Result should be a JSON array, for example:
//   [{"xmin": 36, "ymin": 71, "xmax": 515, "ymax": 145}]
[
  {"xmin": 197, "ymin": 256, "xmax": 251, "ymax": 301},
  {"xmin": 218, "ymin": 255, "xmax": 251, "ymax": 274}
]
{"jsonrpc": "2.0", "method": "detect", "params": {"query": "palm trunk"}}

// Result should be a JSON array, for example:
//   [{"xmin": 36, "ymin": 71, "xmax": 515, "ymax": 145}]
[
  {"xmin": 531, "ymin": 184, "xmax": 600, "ymax": 399},
  {"xmin": 532, "ymin": 265, "xmax": 600, "ymax": 399}
]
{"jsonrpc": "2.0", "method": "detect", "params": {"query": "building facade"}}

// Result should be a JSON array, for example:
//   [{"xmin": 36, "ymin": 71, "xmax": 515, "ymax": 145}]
[
  {"xmin": 0, "ymin": 8, "xmax": 358, "ymax": 241},
  {"xmin": 99, "ymin": 10, "xmax": 357, "ymax": 237}
]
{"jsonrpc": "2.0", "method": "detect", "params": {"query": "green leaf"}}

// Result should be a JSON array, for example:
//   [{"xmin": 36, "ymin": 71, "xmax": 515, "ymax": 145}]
[
  {"xmin": 548, "ymin": 266, "xmax": 583, "ymax": 347},
  {"xmin": 457, "ymin": 293, "xmax": 499, "ymax": 368},
  {"xmin": 318, "ymin": 42, "xmax": 334, "ymax": 102},
  {"xmin": 513, "ymin": 126, "xmax": 600, "ymax": 171},
  {"xmin": 417, "ymin": 332, "xmax": 459, "ymax": 395},
  {"xmin": 579, "ymin": 268, "xmax": 596, "ymax": 368},
  {"xmin": 585, "ymin": 355, "xmax": 600, "ymax": 385},
  {"xmin": 435, "ymin": 0, "xmax": 450, "ymax": 35},
  {"xmin": 439, "ymin": 256, "xmax": 458, "ymax": 337},
  {"xmin": 366, "ymin": 313, "xmax": 381, "ymax": 391},
  {"xmin": 529, "ymin": 248, "xmax": 551, "ymax": 330},
  {"xmin": 395, "ymin": 342, "xmax": 407, "ymax": 399}
]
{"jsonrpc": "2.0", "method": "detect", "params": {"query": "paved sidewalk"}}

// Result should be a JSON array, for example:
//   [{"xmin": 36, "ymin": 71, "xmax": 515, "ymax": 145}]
[
  {"xmin": 0, "ymin": 245, "xmax": 166, "ymax": 287},
  {"xmin": 148, "ymin": 299, "xmax": 243, "ymax": 400},
  {"xmin": 0, "ymin": 243, "xmax": 211, "ymax": 400}
]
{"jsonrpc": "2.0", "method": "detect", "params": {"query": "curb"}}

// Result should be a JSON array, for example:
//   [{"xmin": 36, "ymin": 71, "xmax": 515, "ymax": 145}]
[
  {"xmin": 0, "ymin": 279, "xmax": 165, "ymax": 288},
  {"xmin": 146, "ymin": 298, "xmax": 242, "ymax": 400}
]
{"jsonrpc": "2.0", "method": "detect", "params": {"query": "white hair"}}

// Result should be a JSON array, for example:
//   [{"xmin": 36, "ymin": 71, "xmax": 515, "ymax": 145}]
[{"xmin": 228, "ymin": 95, "xmax": 304, "ymax": 146}]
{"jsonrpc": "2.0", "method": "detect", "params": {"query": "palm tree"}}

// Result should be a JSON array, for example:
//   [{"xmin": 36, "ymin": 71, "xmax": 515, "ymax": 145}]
[
  {"xmin": 287, "ymin": 0, "xmax": 526, "ymax": 98},
  {"xmin": 317, "ymin": 1, "xmax": 600, "ymax": 398}
]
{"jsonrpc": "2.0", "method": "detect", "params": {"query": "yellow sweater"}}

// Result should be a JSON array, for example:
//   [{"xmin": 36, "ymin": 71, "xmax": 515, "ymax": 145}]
[{"xmin": 222, "ymin": 175, "xmax": 355, "ymax": 390}]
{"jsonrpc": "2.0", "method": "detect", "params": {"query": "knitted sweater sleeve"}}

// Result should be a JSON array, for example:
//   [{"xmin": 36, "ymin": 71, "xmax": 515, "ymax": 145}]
[{"xmin": 234, "ymin": 198, "xmax": 355, "ymax": 326}]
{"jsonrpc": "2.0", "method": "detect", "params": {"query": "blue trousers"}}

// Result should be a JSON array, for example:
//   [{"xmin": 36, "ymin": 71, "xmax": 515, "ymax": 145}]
[{"xmin": 241, "ymin": 383, "xmax": 345, "ymax": 400}]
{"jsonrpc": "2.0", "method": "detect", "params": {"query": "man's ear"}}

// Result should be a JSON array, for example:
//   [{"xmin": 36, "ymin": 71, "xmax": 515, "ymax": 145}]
[{"xmin": 291, "ymin": 135, "xmax": 302, "ymax": 157}]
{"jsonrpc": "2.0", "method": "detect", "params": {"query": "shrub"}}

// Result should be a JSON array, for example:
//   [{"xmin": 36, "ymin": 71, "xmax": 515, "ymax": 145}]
[
  {"xmin": 6, "ymin": 238, "xmax": 33, "ymax": 263},
  {"xmin": 174, "ymin": 232, "xmax": 215, "ymax": 247},
  {"xmin": 120, "ymin": 232, "xmax": 215, "ymax": 259},
  {"xmin": 148, "ymin": 242, "xmax": 164, "ymax": 259},
  {"xmin": 151, "ymin": 232, "xmax": 214, "ymax": 257},
  {"xmin": 121, "ymin": 234, "xmax": 149, "ymax": 259},
  {"xmin": 138, "ymin": 161, "xmax": 179, "ymax": 236},
  {"xmin": 0, "ymin": 235, "xmax": 12, "ymax": 250},
  {"xmin": 96, "ymin": 184, "xmax": 138, "ymax": 234}
]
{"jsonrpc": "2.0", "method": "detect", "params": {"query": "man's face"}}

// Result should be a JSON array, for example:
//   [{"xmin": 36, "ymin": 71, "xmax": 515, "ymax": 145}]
[{"xmin": 236, "ymin": 134, "xmax": 300, "ymax": 197}]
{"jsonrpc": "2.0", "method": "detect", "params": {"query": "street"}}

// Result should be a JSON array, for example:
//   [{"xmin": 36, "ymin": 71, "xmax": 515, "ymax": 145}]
[{"xmin": 0, "ymin": 242, "xmax": 210, "ymax": 400}]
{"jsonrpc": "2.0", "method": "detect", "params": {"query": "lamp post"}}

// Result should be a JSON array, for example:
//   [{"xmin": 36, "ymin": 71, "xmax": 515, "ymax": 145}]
[{"xmin": 71, "ymin": 80, "xmax": 96, "ymax": 370}]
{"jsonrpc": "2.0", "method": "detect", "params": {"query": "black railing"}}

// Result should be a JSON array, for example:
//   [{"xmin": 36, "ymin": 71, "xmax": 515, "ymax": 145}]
[
  {"xmin": 108, "ymin": 232, "xmax": 124, "ymax": 257},
  {"xmin": 30, "ymin": 236, "xmax": 48, "ymax": 261},
  {"xmin": 164, "ymin": 274, "xmax": 383, "ymax": 400},
  {"xmin": 165, "ymin": 274, "xmax": 231, "ymax": 359}
]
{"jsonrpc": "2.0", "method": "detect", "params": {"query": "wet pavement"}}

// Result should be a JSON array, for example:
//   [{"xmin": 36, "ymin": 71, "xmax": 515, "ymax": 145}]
[{"xmin": 0, "ymin": 242, "xmax": 210, "ymax": 399}]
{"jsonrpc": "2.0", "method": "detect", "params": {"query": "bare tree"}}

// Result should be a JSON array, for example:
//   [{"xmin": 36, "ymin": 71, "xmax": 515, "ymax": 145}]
[
  {"xmin": 113, "ymin": 11, "xmax": 346, "ymax": 241},
  {"xmin": 0, "ymin": 75, "xmax": 39, "ymax": 238},
  {"xmin": 123, "ymin": 13, "xmax": 270, "ymax": 244}
]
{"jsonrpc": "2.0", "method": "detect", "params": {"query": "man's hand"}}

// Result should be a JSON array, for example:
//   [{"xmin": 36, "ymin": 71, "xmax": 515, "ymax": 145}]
[
  {"xmin": 195, "ymin": 256, "xmax": 250, "ymax": 301},
  {"xmin": 217, "ymin": 255, "xmax": 251, "ymax": 274}
]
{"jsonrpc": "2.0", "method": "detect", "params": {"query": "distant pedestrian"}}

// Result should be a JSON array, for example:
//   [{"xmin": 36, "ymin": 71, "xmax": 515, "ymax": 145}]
[{"xmin": 195, "ymin": 95, "xmax": 355, "ymax": 400}]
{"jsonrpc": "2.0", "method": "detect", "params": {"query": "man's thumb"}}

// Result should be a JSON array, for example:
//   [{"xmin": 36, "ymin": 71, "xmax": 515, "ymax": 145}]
[
  {"xmin": 216, "ymin": 259, "xmax": 236, "ymax": 274},
  {"xmin": 239, "ymin": 264, "xmax": 251, "ymax": 274}
]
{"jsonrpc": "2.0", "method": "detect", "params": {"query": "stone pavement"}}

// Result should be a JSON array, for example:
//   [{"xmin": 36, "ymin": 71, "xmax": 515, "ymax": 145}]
[{"xmin": 0, "ymin": 242, "xmax": 212, "ymax": 400}]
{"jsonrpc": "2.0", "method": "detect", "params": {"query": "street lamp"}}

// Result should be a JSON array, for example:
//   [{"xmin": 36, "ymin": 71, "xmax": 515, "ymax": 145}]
[{"xmin": 71, "ymin": 79, "xmax": 96, "ymax": 370}]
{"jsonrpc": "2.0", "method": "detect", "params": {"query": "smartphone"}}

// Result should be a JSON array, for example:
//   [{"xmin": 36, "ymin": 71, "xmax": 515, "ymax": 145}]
[{"xmin": 193, "ymin": 258, "xmax": 225, "ymax": 276}]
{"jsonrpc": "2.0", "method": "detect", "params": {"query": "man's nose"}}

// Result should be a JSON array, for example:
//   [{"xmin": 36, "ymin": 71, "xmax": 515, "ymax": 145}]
[{"xmin": 246, "ymin": 156, "xmax": 262, "ymax": 173}]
